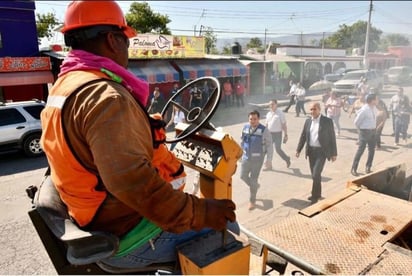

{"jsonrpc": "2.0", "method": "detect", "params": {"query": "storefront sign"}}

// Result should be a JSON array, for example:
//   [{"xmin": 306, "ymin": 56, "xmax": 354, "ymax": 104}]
[
  {"xmin": 128, "ymin": 34, "xmax": 205, "ymax": 59},
  {"xmin": 0, "ymin": 57, "xmax": 51, "ymax": 72}
]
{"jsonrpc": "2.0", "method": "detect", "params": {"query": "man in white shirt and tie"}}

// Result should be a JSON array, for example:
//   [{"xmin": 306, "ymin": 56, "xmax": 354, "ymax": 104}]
[{"xmin": 296, "ymin": 102, "xmax": 337, "ymax": 204}]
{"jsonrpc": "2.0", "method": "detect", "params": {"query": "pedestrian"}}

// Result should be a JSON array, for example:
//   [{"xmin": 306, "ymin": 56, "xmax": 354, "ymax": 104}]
[
  {"xmin": 40, "ymin": 0, "xmax": 237, "ymax": 270},
  {"xmin": 348, "ymin": 94, "xmax": 365, "ymax": 118},
  {"xmin": 264, "ymin": 99, "xmax": 291, "ymax": 170},
  {"xmin": 166, "ymin": 105, "xmax": 186, "ymax": 150},
  {"xmin": 189, "ymin": 84, "xmax": 203, "ymax": 109},
  {"xmin": 375, "ymin": 95, "xmax": 389, "ymax": 149},
  {"xmin": 147, "ymin": 87, "xmax": 165, "ymax": 114},
  {"xmin": 202, "ymin": 80, "xmax": 211, "ymax": 106},
  {"xmin": 296, "ymin": 102, "xmax": 337, "ymax": 204},
  {"xmin": 351, "ymin": 93, "xmax": 378, "ymax": 176},
  {"xmin": 295, "ymin": 82, "xmax": 307, "ymax": 117},
  {"xmin": 283, "ymin": 80, "xmax": 296, "ymax": 113},
  {"xmin": 223, "ymin": 79, "xmax": 233, "ymax": 108},
  {"xmin": 389, "ymin": 87, "xmax": 407, "ymax": 136},
  {"xmin": 322, "ymin": 89, "xmax": 331, "ymax": 116},
  {"xmin": 235, "ymin": 79, "xmax": 245, "ymax": 107},
  {"xmin": 169, "ymin": 83, "xmax": 182, "ymax": 104},
  {"xmin": 393, "ymin": 93, "xmax": 411, "ymax": 146},
  {"xmin": 325, "ymin": 91, "xmax": 342, "ymax": 136},
  {"xmin": 240, "ymin": 110, "xmax": 273, "ymax": 210}
]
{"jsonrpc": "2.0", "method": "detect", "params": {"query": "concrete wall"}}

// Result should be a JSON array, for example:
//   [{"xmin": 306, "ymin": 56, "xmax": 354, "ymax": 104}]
[{"xmin": 277, "ymin": 47, "xmax": 346, "ymax": 57}]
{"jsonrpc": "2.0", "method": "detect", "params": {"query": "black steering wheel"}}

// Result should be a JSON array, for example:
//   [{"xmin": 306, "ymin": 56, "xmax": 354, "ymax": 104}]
[{"xmin": 161, "ymin": 76, "xmax": 221, "ymax": 143}]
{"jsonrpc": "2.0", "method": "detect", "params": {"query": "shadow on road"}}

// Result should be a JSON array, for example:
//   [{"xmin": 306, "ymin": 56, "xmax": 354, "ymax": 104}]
[
  {"xmin": 281, "ymin": 198, "xmax": 312, "ymax": 210},
  {"xmin": 252, "ymin": 198, "xmax": 274, "ymax": 211},
  {"xmin": 0, "ymin": 152, "xmax": 48, "ymax": 177}
]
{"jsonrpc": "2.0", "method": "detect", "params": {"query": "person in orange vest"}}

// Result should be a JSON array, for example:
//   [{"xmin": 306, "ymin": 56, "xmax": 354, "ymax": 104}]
[{"xmin": 40, "ymin": 0, "xmax": 237, "ymax": 270}]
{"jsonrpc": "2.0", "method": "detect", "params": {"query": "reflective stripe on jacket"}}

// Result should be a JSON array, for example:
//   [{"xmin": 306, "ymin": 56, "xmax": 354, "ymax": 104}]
[
  {"xmin": 241, "ymin": 124, "xmax": 265, "ymax": 160},
  {"xmin": 40, "ymin": 70, "xmax": 110, "ymax": 227}
]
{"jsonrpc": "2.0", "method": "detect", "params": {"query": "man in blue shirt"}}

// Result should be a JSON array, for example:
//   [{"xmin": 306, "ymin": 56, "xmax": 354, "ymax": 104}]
[
  {"xmin": 351, "ymin": 93, "xmax": 378, "ymax": 176},
  {"xmin": 240, "ymin": 110, "xmax": 273, "ymax": 210}
]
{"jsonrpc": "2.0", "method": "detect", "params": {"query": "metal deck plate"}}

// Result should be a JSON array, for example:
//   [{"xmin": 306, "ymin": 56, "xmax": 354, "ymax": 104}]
[
  {"xmin": 314, "ymin": 189, "xmax": 412, "ymax": 246},
  {"xmin": 255, "ymin": 189, "xmax": 412, "ymax": 274},
  {"xmin": 365, "ymin": 249, "xmax": 412, "ymax": 274}
]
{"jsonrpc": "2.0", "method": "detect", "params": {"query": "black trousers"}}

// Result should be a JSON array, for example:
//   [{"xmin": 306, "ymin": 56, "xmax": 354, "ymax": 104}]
[
  {"xmin": 308, "ymin": 147, "xmax": 327, "ymax": 199},
  {"xmin": 283, "ymin": 96, "xmax": 295, "ymax": 112}
]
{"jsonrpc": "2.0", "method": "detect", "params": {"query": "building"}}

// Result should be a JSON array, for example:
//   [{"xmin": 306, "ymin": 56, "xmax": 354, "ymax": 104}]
[
  {"xmin": 240, "ymin": 45, "xmax": 364, "ymax": 91},
  {"xmin": 44, "ymin": 33, "xmax": 247, "ymax": 108},
  {"xmin": 0, "ymin": 1, "xmax": 54, "ymax": 102}
]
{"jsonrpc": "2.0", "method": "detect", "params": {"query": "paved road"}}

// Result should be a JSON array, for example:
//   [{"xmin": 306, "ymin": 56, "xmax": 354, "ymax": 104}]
[{"xmin": 0, "ymin": 85, "xmax": 411, "ymax": 274}]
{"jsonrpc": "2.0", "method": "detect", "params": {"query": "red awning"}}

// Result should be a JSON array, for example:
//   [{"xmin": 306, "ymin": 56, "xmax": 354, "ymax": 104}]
[{"xmin": 0, "ymin": 71, "xmax": 54, "ymax": 86}]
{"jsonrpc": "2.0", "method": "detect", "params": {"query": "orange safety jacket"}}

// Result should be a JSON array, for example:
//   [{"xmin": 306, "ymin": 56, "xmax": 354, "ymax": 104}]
[
  {"xmin": 40, "ymin": 70, "xmax": 110, "ymax": 227},
  {"xmin": 41, "ymin": 70, "xmax": 187, "ymax": 227},
  {"xmin": 150, "ymin": 113, "xmax": 186, "ymax": 191}
]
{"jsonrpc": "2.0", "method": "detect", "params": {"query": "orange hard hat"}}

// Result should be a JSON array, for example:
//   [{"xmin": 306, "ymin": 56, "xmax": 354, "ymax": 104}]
[{"xmin": 61, "ymin": 0, "xmax": 137, "ymax": 38}]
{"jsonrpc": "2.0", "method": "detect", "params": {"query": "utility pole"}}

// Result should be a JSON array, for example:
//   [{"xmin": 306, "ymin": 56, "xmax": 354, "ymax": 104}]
[
  {"xmin": 363, "ymin": 0, "xmax": 373, "ymax": 70},
  {"xmin": 263, "ymin": 28, "xmax": 267, "ymax": 95}
]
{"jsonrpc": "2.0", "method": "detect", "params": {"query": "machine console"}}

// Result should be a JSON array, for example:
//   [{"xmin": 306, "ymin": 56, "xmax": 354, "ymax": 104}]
[{"xmin": 172, "ymin": 122, "xmax": 242, "ymax": 200}]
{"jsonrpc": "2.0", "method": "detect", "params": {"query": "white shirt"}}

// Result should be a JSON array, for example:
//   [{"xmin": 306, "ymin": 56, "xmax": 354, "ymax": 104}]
[
  {"xmin": 354, "ymin": 104, "xmax": 377, "ymax": 129},
  {"xmin": 289, "ymin": 84, "xmax": 297, "ymax": 96},
  {"xmin": 295, "ymin": 87, "xmax": 306, "ymax": 101},
  {"xmin": 309, "ymin": 117, "xmax": 321, "ymax": 147},
  {"xmin": 173, "ymin": 110, "xmax": 185, "ymax": 124},
  {"xmin": 265, "ymin": 109, "xmax": 286, "ymax": 133},
  {"xmin": 389, "ymin": 94, "xmax": 404, "ymax": 112}
]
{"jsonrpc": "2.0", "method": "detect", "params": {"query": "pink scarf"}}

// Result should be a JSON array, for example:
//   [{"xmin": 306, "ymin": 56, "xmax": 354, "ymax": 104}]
[{"xmin": 59, "ymin": 50, "xmax": 149, "ymax": 105}]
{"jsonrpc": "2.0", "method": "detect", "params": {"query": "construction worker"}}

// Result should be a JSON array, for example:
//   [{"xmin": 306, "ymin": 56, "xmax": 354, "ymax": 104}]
[{"xmin": 40, "ymin": 0, "xmax": 237, "ymax": 270}]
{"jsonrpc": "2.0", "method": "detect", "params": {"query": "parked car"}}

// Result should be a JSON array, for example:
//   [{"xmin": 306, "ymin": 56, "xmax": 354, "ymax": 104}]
[
  {"xmin": 324, "ymin": 68, "xmax": 358, "ymax": 83},
  {"xmin": 0, "ymin": 99, "xmax": 45, "ymax": 157},
  {"xmin": 332, "ymin": 69, "xmax": 384, "ymax": 96},
  {"xmin": 384, "ymin": 66, "xmax": 412, "ymax": 84}
]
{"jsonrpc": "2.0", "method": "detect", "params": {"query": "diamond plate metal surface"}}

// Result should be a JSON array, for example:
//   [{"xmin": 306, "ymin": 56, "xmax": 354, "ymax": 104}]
[
  {"xmin": 315, "ymin": 189, "xmax": 412, "ymax": 246},
  {"xmin": 255, "ymin": 189, "xmax": 412, "ymax": 274},
  {"xmin": 365, "ymin": 250, "xmax": 412, "ymax": 274}
]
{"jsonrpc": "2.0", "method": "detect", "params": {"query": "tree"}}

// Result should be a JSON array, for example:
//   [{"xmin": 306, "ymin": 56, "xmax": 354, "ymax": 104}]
[
  {"xmin": 322, "ymin": 20, "xmax": 382, "ymax": 53},
  {"xmin": 378, "ymin": 34, "xmax": 410, "ymax": 51},
  {"xmin": 247, "ymin": 37, "xmax": 263, "ymax": 53},
  {"xmin": 125, "ymin": 2, "xmax": 171, "ymax": 34},
  {"xmin": 221, "ymin": 44, "xmax": 232, "ymax": 55},
  {"xmin": 202, "ymin": 26, "xmax": 217, "ymax": 54},
  {"xmin": 36, "ymin": 12, "xmax": 59, "ymax": 43}
]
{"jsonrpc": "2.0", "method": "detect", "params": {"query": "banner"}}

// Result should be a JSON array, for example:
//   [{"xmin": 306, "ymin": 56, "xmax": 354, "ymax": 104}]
[
  {"xmin": 128, "ymin": 34, "xmax": 205, "ymax": 59},
  {"xmin": 0, "ymin": 57, "xmax": 51, "ymax": 72}
]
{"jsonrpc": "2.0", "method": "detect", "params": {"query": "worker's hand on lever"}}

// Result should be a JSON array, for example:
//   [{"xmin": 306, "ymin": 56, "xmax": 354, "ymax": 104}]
[{"xmin": 205, "ymin": 199, "xmax": 236, "ymax": 231}]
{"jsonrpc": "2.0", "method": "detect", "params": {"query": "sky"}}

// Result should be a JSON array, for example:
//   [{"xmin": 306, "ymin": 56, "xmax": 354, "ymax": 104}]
[{"xmin": 35, "ymin": 1, "xmax": 412, "ymax": 46}]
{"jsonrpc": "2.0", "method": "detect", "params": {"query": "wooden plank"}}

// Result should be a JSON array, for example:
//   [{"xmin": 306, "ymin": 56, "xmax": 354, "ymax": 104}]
[{"xmin": 299, "ymin": 187, "xmax": 360, "ymax": 217}]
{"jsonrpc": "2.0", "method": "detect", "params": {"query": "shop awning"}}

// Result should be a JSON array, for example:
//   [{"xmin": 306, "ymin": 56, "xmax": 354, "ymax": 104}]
[
  {"xmin": 128, "ymin": 60, "xmax": 179, "ymax": 84},
  {"xmin": 0, "ymin": 71, "xmax": 54, "ymax": 86},
  {"xmin": 174, "ymin": 59, "xmax": 247, "ymax": 80}
]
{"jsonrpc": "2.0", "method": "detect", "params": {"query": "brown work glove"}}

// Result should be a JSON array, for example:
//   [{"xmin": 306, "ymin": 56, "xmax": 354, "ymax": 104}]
[{"xmin": 204, "ymin": 199, "xmax": 236, "ymax": 231}]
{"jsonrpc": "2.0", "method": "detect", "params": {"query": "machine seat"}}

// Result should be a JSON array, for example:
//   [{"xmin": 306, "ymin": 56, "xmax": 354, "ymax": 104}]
[{"xmin": 27, "ymin": 176, "xmax": 175, "ymax": 274}]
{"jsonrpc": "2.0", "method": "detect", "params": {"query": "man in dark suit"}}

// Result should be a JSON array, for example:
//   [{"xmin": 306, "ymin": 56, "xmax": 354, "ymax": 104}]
[{"xmin": 296, "ymin": 102, "xmax": 337, "ymax": 204}]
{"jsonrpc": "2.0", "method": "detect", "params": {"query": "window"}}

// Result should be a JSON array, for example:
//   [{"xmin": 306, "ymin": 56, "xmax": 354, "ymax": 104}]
[
  {"xmin": 23, "ymin": 105, "xmax": 44, "ymax": 120},
  {"xmin": 0, "ymin": 108, "xmax": 26, "ymax": 126}
]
